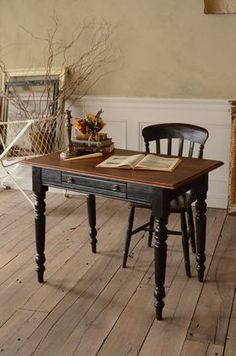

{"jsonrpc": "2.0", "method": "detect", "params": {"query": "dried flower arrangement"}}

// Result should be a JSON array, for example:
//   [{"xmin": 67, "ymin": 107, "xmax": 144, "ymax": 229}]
[{"xmin": 73, "ymin": 109, "xmax": 106, "ymax": 140}]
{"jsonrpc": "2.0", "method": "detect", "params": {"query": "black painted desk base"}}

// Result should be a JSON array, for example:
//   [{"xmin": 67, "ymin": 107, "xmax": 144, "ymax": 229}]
[{"xmin": 33, "ymin": 186, "xmax": 207, "ymax": 321}]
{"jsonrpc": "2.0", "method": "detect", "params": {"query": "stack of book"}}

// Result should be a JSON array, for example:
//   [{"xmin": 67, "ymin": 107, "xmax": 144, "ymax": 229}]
[{"xmin": 72, "ymin": 136, "xmax": 114, "ymax": 154}]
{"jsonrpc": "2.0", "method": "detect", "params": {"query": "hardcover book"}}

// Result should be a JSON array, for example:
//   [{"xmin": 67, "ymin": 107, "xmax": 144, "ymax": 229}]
[
  {"xmin": 72, "ymin": 138, "xmax": 113, "ymax": 147},
  {"xmin": 96, "ymin": 154, "xmax": 181, "ymax": 171},
  {"xmin": 75, "ymin": 142, "xmax": 115, "ymax": 154}
]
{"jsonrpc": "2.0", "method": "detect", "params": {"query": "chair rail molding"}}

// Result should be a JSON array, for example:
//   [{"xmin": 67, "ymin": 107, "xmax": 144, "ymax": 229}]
[{"xmin": 70, "ymin": 96, "xmax": 231, "ymax": 209}]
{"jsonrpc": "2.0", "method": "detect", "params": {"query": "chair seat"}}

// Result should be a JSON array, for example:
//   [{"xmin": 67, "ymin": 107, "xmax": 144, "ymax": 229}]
[{"xmin": 130, "ymin": 192, "xmax": 196, "ymax": 213}]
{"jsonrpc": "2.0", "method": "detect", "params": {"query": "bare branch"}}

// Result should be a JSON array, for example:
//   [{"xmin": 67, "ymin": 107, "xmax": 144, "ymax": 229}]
[{"xmin": 0, "ymin": 15, "xmax": 121, "ymax": 142}]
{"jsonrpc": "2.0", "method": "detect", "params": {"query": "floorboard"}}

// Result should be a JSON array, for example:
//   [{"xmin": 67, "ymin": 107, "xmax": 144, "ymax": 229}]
[{"xmin": 0, "ymin": 190, "xmax": 234, "ymax": 356}]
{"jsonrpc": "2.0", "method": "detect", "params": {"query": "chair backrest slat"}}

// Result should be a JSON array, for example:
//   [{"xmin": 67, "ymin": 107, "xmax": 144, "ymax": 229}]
[
  {"xmin": 145, "ymin": 141, "xmax": 150, "ymax": 153},
  {"xmin": 156, "ymin": 139, "xmax": 160, "ymax": 154},
  {"xmin": 188, "ymin": 141, "xmax": 194, "ymax": 157},
  {"xmin": 178, "ymin": 138, "xmax": 184, "ymax": 156},
  {"xmin": 167, "ymin": 138, "xmax": 172, "ymax": 155},
  {"xmin": 142, "ymin": 123, "xmax": 209, "ymax": 159},
  {"xmin": 198, "ymin": 144, "xmax": 204, "ymax": 159}
]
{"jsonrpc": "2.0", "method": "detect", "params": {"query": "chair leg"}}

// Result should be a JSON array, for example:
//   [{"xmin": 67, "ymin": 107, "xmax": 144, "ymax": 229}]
[
  {"xmin": 148, "ymin": 215, "xmax": 154, "ymax": 247},
  {"xmin": 187, "ymin": 207, "xmax": 196, "ymax": 253},
  {"xmin": 181, "ymin": 212, "xmax": 191, "ymax": 277},
  {"xmin": 123, "ymin": 206, "xmax": 135, "ymax": 268}
]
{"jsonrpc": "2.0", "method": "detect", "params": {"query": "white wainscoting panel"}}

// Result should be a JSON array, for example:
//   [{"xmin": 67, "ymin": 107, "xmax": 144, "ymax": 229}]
[
  {"xmin": 1, "ymin": 97, "xmax": 231, "ymax": 209},
  {"xmin": 70, "ymin": 96, "xmax": 231, "ymax": 208}
]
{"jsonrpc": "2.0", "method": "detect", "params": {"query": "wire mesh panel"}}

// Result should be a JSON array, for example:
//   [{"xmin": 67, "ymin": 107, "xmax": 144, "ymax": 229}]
[
  {"xmin": 0, "ymin": 69, "xmax": 67, "ymax": 204},
  {"xmin": 1, "ymin": 70, "xmax": 66, "ymax": 155},
  {"xmin": 0, "ymin": 116, "xmax": 64, "ymax": 160}
]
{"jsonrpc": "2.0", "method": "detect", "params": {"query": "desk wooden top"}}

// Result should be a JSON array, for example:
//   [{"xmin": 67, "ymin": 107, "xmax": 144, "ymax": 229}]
[{"xmin": 22, "ymin": 149, "xmax": 223, "ymax": 190}]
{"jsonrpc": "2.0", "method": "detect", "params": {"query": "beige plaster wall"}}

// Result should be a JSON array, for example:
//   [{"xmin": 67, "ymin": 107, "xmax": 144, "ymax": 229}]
[{"xmin": 1, "ymin": 0, "xmax": 236, "ymax": 99}]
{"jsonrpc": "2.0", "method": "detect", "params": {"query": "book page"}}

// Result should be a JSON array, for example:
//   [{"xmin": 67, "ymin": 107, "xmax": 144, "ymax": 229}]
[
  {"xmin": 135, "ymin": 154, "xmax": 181, "ymax": 171},
  {"xmin": 96, "ymin": 154, "xmax": 144, "ymax": 168}
]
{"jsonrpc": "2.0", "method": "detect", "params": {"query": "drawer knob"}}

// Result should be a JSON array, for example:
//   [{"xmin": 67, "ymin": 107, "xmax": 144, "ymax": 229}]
[
  {"xmin": 67, "ymin": 176, "xmax": 74, "ymax": 184},
  {"xmin": 112, "ymin": 184, "xmax": 120, "ymax": 191}
]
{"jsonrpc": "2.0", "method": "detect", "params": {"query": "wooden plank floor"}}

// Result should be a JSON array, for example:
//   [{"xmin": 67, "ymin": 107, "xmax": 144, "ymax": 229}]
[{"xmin": 0, "ymin": 190, "xmax": 235, "ymax": 356}]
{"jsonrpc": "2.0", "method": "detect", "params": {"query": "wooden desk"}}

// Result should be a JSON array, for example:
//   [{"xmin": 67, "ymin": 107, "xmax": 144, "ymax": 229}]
[{"xmin": 22, "ymin": 149, "xmax": 223, "ymax": 320}]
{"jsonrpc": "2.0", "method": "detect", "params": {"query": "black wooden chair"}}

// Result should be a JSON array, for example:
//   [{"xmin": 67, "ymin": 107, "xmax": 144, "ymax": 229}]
[{"xmin": 122, "ymin": 123, "xmax": 209, "ymax": 277}]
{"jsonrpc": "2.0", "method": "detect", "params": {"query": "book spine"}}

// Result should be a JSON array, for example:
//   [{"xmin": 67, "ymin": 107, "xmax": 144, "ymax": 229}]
[
  {"xmin": 72, "ymin": 139, "xmax": 112, "ymax": 147},
  {"xmin": 75, "ymin": 143, "xmax": 114, "ymax": 154}
]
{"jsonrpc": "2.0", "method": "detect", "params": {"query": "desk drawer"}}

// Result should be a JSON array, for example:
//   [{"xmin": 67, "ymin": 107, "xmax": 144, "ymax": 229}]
[
  {"xmin": 62, "ymin": 173, "xmax": 127, "ymax": 198},
  {"xmin": 42, "ymin": 169, "xmax": 61, "ymax": 184},
  {"xmin": 127, "ymin": 183, "xmax": 153, "ymax": 203}
]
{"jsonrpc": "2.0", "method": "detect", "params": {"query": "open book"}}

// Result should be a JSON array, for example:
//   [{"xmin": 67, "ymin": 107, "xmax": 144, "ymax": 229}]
[{"xmin": 96, "ymin": 154, "xmax": 181, "ymax": 171}]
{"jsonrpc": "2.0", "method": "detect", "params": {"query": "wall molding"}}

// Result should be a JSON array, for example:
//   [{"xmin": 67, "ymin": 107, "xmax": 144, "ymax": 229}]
[{"xmin": 71, "ymin": 95, "xmax": 230, "ymax": 110}]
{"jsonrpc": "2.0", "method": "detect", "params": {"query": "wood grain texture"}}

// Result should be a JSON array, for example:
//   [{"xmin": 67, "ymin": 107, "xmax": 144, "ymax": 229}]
[
  {"xmin": 0, "ymin": 190, "xmax": 234, "ymax": 356},
  {"xmin": 138, "ymin": 209, "xmax": 227, "ymax": 356},
  {"xmin": 228, "ymin": 101, "xmax": 236, "ymax": 214},
  {"xmin": 181, "ymin": 340, "xmax": 224, "ymax": 356},
  {"xmin": 187, "ymin": 214, "xmax": 236, "ymax": 346},
  {"xmin": 205, "ymin": 0, "xmax": 236, "ymax": 14},
  {"xmin": 224, "ymin": 291, "xmax": 236, "ymax": 356},
  {"xmin": 22, "ymin": 149, "xmax": 223, "ymax": 190}
]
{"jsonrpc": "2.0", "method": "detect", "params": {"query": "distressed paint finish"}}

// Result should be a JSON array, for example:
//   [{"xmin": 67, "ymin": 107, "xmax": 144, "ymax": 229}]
[
  {"xmin": 205, "ymin": 0, "xmax": 236, "ymax": 13},
  {"xmin": 228, "ymin": 101, "xmax": 236, "ymax": 214}
]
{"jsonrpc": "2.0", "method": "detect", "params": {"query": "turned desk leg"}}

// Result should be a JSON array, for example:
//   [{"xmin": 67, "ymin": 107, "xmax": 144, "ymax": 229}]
[
  {"xmin": 87, "ymin": 194, "xmax": 97, "ymax": 253},
  {"xmin": 154, "ymin": 216, "xmax": 168, "ymax": 320},
  {"xmin": 34, "ymin": 189, "xmax": 47, "ymax": 283},
  {"xmin": 195, "ymin": 181, "xmax": 207, "ymax": 283}
]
